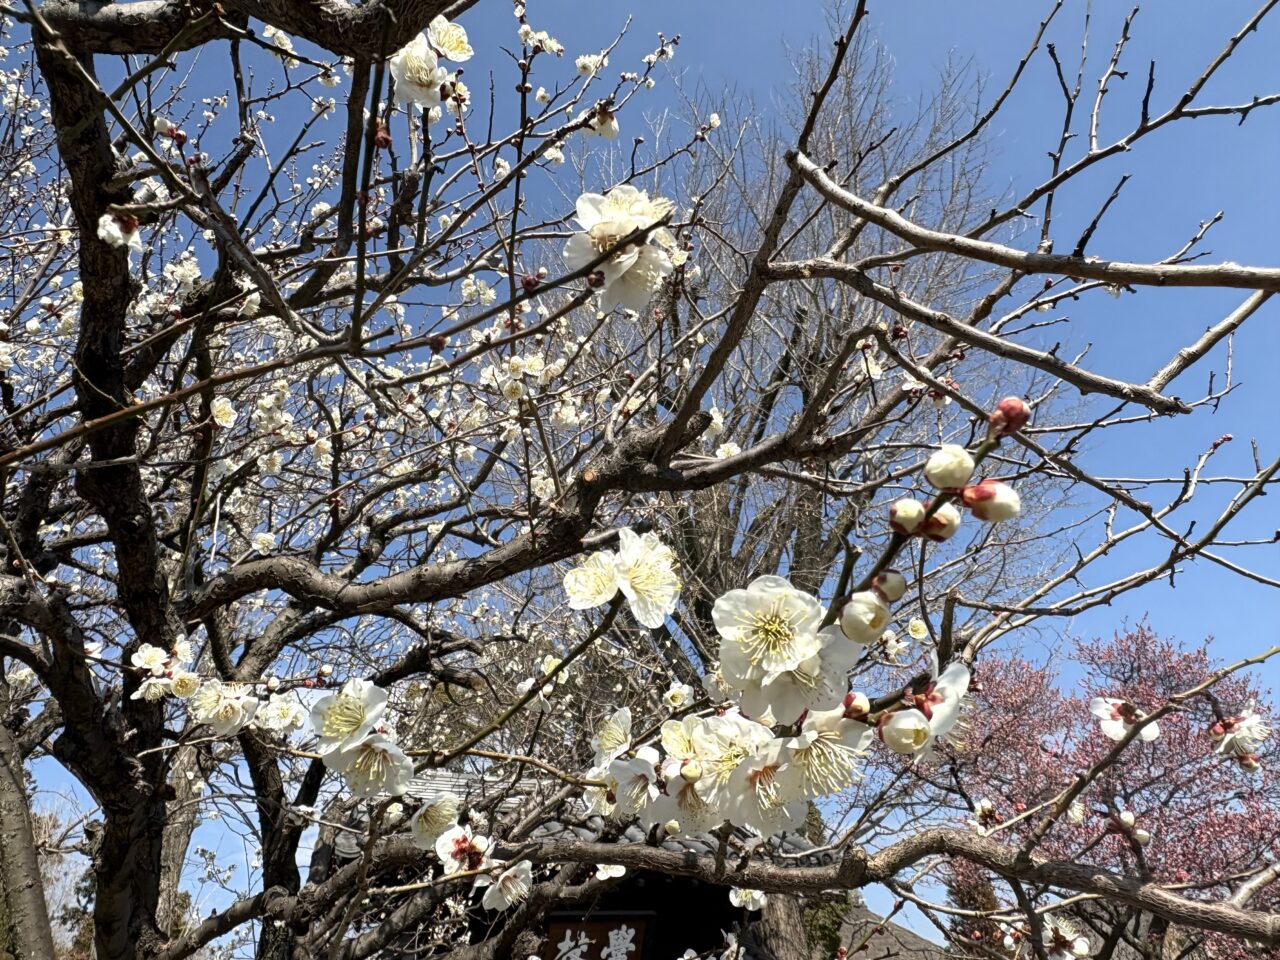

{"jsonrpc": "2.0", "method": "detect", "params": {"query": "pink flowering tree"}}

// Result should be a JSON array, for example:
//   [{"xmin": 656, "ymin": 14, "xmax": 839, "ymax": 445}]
[{"xmin": 0, "ymin": 1, "xmax": 1279, "ymax": 960}]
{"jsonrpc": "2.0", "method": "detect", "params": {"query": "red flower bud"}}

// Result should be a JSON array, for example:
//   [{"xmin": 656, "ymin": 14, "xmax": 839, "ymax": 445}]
[{"xmin": 989, "ymin": 396, "xmax": 1031, "ymax": 435}]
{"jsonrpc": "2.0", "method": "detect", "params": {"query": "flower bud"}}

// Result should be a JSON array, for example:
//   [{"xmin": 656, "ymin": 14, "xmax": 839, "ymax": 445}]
[
  {"xmin": 266, "ymin": 675, "xmax": 281, "ymax": 692},
  {"xmin": 924, "ymin": 444, "xmax": 975, "ymax": 490},
  {"xmin": 872, "ymin": 569, "xmax": 907, "ymax": 604},
  {"xmin": 1118, "ymin": 810, "xmax": 1135, "ymax": 828},
  {"xmin": 840, "ymin": 590, "xmax": 890, "ymax": 644},
  {"xmin": 1133, "ymin": 828, "xmax": 1151, "ymax": 847},
  {"xmin": 319, "ymin": 664, "xmax": 334, "ymax": 677},
  {"xmin": 842, "ymin": 691, "xmax": 870, "ymax": 720},
  {"xmin": 922, "ymin": 501, "xmax": 962, "ymax": 542},
  {"xmin": 989, "ymin": 396, "xmax": 1031, "ymax": 435},
  {"xmin": 961, "ymin": 479, "xmax": 1021, "ymax": 522},
  {"xmin": 1237, "ymin": 752, "xmax": 1262, "ymax": 773},
  {"xmin": 664, "ymin": 819, "xmax": 681, "ymax": 835},
  {"xmin": 879, "ymin": 709, "xmax": 932, "ymax": 755},
  {"xmin": 889, "ymin": 498, "xmax": 926, "ymax": 535}
]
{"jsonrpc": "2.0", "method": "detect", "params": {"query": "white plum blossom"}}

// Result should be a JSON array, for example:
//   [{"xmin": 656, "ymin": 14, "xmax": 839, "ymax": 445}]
[
  {"xmin": 410, "ymin": 793, "xmax": 460, "ymax": 849},
  {"xmin": 715, "ymin": 441, "xmax": 741, "ymax": 459},
  {"xmin": 592, "ymin": 707, "xmax": 632, "ymax": 765},
  {"xmin": 1089, "ymin": 697, "xmax": 1160, "ymax": 742},
  {"xmin": 97, "ymin": 213, "xmax": 144, "ymax": 252},
  {"xmin": 563, "ymin": 550, "xmax": 621, "ymax": 610},
  {"xmin": 662, "ymin": 682, "xmax": 695, "ymax": 710},
  {"xmin": 785, "ymin": 707, "xmax": 873, "ymax": 797},
  {"xmin": 575, "ymin": 53, "xmax": 608, "ymax": 77},
  {"xmin": 254, "ymin": 693, "xmax": 307, "ymax": 733},
  {"xmin": 889, "ymin": 498, "xmax": 926, "ymax": 535},
  {"xmin": 879, "ymin": 708, "xmax": 933, "ymax": 755},
  {"xmin": 736, "ymin": 625, "xmax": 860, "ymax": 725},
  {"xmin": 1210, "ymin": 702, "xmax": 1270, "ymax": 757},
  {"xmin": 563, "ymin": 186, "xmax": 675, "ymax": 313},
  {"xmin": 729, "ymin": 888, "xmax": 768, "ymax": 911},
  {"xmin": 426, "ymin": 15, "xmax": 473, "ymax": 62},
  {"xmin": 390, "ymin": 34, "xmax": 449, "ymax": 109},
  {"xmin": 1043, "ymin": 916, "xmax": 1091, "ymax": 960},
  {"xmin": 190, "ymin": 680, "xmax": 260, "ymax": 737},
  {"xmin": 714, "ymin": 576, "xmax": 824, "ymax": 686},
  {"xmin": 435, "ymin": 824, "xmax": 493, "ymax": 874},
  {"xmin": 595, "ymin": 863, "xmax": 626, "ymax": 880},
  {"xmin": 326, "ymin": 733, "xmax": 413, "ymax": 797},
  {"xmin": 922, "ymin": 501, "xmax": 962, "ymax": 542},
  {"xmin": 482, "ymin": 860, "xmax": 533, "ymax": 911},
  {"xmin": 130, "ymin": 643, "xmax": 170, "ymax": 676},
  {"xmin": 725, "ymin": 738, "xmax": 805, "ymax": 835},
  {"xmin": 211, "ymin": 397, "xmax": 237, "ymax": 428},
  {"xmin": 613, "ymin": 528, "xmax": 681, "ymax": 628},
  {"xmin": 609, "ymin": 745, "xmax": 661, "ymax": 815},
  {"xmin": 310, "ymin": 678, "xmax": 389, "ymax": 754}
]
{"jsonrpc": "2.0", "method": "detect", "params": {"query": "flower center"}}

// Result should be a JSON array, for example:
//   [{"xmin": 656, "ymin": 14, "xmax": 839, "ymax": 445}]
[
  {"xmin": 795, "ymin": 733, "xmax": 859, "ymax": 796},
  {"xmin": 743, "ymin": 604, "xmax": 798, "ymax": 665},
  {"xmin": 746, "ymin": 763, "xmax": 783, "ymax": 810},
  {"xmin": 323, "ymin": 695, "xmax": 366, "ymax": 737}
]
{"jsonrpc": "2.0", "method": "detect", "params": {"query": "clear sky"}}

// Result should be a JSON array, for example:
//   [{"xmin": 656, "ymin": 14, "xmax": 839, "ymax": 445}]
[{"xmin": 498, "ymin": 0, "xmax": 1280, "ymax": 657}]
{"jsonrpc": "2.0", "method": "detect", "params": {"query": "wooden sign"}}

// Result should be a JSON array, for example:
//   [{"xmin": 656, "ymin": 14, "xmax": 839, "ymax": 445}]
[{"xmin": 544, "ymin": 918, "xmax": 648, "ymax": 960}]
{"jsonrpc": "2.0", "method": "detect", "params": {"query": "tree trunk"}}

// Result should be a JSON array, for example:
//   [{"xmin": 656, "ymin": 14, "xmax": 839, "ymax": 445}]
[
  {"xmin": 0, "ymin": 723, "xmax": 56, "ymax": 960},
  {"xmin": 745, "ymin": 893, "xmax": 810, "ymax": 960}
]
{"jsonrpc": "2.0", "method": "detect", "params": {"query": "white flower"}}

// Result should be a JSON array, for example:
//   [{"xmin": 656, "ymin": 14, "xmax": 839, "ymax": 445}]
[
  {"xmin": 725, "ymin": 738, "xmax": 805, "ymax": 835},
  {"xmin": 580, "ymin": 106, "xmax": 620, "ymax": 139},
  {"xmin": 839, "ymin": 590, "xmax": 890, "ymax": 644},
  {"xmin": 390, "ymin": 34, "xmax": 449, "ymax": 109},
  {"xmin": 924, "ymin": 444, "xmax": 975, "ymax": 490},
  {"xmin": 706, "ymin": 406, "xmax": 726, "ymax": 437},
  {"xmin": 907, "ymin": 618, "xmax": 930, "ymax": 641},
  {"xmin": 609, "ymin": 745, "xmax": 661, "ymax": 815},
  {"xmin": 1210, "ymin": 702, "xmax": 1270, "ymax": 756},
  {"xmin": 436, "ymin": 824, "xmax": 492, "ymax": 874},
  {"xmin": 785, "ymin": 707, "xmax": 873, "ymax": 797},
  {"xmin": 427, "ymin": 15, "xmax": 473, "ymax": 62},
  {"xmin": 663, "ymin": 682, "xmax": 695, "ymax": 710},
  {"xmin": 737, "ymin": 625, "xmax": 861, "ymax": 725},
  {"xmin": 729, "ymin": 888, "xmax": 768, "ymax": 911},
  {"xmin": 310, "ymin": 678, "xmax": 389, "ymax": 754},
  {"xmin": 252, "ymin": 531, "xmax": 277, "ymax": 553},
  {"xmin": 410, "ymin": 793, "xmax": 460, "ymax": 849},
  {"xmin": 881, "ymin": 631, "xmax": 909, "ymax": 662},
  {"xmin": 962, "ymin": 479, "xmax": 1021, "ymax": 521},
  {"xmin": 575, "ymin": 53, "xmax": 608, "ymax": 77},
  {"xmin": 211, "ymin": 397, "xmax": 237, "ymax": 428},
  {"xmin": 714, "ymin": 576, "xmax": 824, "ymax": 686},
  {"xmin": 613, "ymin": 528, "xmax": 680, "ymax": 628},
  {"xmin": 482, "ymin": 860, "xmax": 532, "ymax": 910},
  {"xmin": 168, "ymin": 671, "xmax": 201, "ymax": 699},
  {"xmin": 707, "ymin": 112, "xmax": 721, "ymax": 129},
  {"xmin": 131, "ymin": 643, "xmax": 170, "ymax": 676},
  {"xmin": 880, "ymin": 709, "xmax": 932, "ymax": 755},
  {"xmin": 564, "ymin": 550, "xmax": 621, "ymax": 614},
  {"xmin": 715, "ymin": 441, "xmax": 741, "ymax": 459},
  {"xmin": 327, "ymin": 733, "xmax": 413, "ymax": 797},
  {"xmin": 563, "ymin": 186, "xmax": 675, "ymax": 313},
  {"xmin": 1089, "ymin": 697, "xmax": 1160, "ymax": 742},
  {"xmin": 595, "ymin": 863, "xmax": 626, "ymax": 880},
  {"xmin": 254, "ymin": 693, "xmax": 307, "ymax": 732},
  {"xmin": 131, "ymin": 677, "xmax": 170, "ymax": 702},
  {"xmin": 691, "ymin": 713, "xmax": 773, "ymax": 809},
  {"xmin": 592, "ymin": 707, "xmax": 632, "ymax": 765},
  {"xmin": 97, "ymin": 213, "xmax": 144, "ymax": 252},
  {"xmin": 1043, "ymin": 916, "xmax": 1090, "ymax": 960},
  {"xmin": 190, "ymin": 680, "xmax": 260, "ymax": 737}
]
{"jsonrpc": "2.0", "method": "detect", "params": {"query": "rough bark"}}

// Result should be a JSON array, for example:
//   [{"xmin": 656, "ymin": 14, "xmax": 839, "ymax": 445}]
[
  {"xmin": 0, "ymin": 723, "xmax": 56, "ymax": 960},
  {"xmin": 745, "ymin": 894, "xmax": 811, "ymax": 960}
]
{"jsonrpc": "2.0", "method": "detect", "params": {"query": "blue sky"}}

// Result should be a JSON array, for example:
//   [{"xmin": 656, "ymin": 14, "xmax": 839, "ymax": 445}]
[{"xmin": 517, "ymin": 0, "xmax": 1280, "ymax": 655}]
